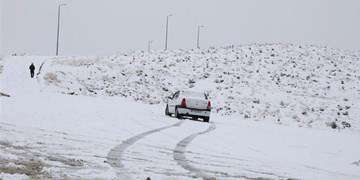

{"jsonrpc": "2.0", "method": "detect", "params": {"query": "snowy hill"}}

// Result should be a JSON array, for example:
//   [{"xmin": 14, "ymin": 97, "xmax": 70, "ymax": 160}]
[{"xmin": 39, "ymin": 43, "xmax": 360, "ymax": 130}]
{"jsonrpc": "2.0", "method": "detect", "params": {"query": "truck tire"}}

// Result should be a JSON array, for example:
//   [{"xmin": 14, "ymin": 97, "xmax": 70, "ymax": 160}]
[
  {"xmin": 165, "ymin": 104, "xmax": 170, "ymax": 116},
  {"xmin": 175, "ymin": 107, "xmax": 182, "ymax": 119},
  {"xmin": 203, "ymin": 117, "xmax": 210, "ymax": 123}
]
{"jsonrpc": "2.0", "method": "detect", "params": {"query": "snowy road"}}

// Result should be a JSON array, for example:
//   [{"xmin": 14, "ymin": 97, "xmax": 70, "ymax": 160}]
[
  {"xmin": 107, "ymin": 121, "xmax": 183, "ymax": 178},
  {"xmin": 173, "ymin": 122, "xmax": 216, "ymax": 179},
  {"xmin": 1, "ymin": 56, "xmax": 360, "ymax": 179}
]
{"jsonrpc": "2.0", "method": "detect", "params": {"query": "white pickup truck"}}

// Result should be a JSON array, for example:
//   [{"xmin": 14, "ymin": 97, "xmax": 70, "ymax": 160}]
[{"xmin": 165, "ymin": 91, "xmax": 211, "ymax": 122}]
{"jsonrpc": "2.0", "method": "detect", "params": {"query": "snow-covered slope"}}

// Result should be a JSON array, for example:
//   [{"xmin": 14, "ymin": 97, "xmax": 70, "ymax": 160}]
[{"xmin": 39, "ymin": 43, "xmax": 360, "ymax": 130}]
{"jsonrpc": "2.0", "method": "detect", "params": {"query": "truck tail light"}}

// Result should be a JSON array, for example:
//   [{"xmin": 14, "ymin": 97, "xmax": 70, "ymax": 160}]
[
  {"xmin": 207, "ymin": 101, "xmax": 211, "ymax": 110},
  {"xmin": 181, "ymin": 98, "xmax": 187, "ymax": 108}
]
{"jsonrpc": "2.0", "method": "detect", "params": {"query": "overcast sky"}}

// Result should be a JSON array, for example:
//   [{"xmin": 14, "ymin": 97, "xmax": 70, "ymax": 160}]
[{"xmin": 1, "ymin": 0, "xmax": 360, "ymax": 56}]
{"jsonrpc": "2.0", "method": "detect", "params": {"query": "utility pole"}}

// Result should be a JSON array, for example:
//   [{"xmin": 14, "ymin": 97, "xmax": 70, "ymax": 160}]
[
  {"xmin": 56, "ymin": 3, "xmax": 67, "ymax": 56},
  {"xmin": 164, "ymin": 14, "xmax": 172, "ymax": 51},
  {"xmin": 148, "ymin": 40, "xmax": 153, "ymax": 53},
  {"xmin": 197, "ymin": 25, "xmax": 204, "ymax": 49}
]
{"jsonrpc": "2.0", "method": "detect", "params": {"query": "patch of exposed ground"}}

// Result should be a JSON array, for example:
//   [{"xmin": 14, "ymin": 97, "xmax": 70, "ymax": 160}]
[
  {"xmin": 0, "ymin": 141, "xmax": 51, "ymax": 179},
  {"xmin": 0, "ymin": 138, "xmax": 87, "ymax": 179}
]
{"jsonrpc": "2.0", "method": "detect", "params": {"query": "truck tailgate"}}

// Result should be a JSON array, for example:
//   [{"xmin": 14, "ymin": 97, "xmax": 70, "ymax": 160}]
[{"xmin": 185, "ymin": 98, "xmax": 208, "ymax": 110}]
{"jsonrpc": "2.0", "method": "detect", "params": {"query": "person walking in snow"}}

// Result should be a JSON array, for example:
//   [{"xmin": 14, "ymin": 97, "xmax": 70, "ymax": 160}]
[{"xmin": 29, "ymin": 63, "xmax": 35, "ymax": 78}]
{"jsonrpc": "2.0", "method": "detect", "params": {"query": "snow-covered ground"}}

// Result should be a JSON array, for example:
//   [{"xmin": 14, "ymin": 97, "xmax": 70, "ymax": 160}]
[{"xmin": 1, "ymin": 44, "xmax": 360, "ymax": 179}]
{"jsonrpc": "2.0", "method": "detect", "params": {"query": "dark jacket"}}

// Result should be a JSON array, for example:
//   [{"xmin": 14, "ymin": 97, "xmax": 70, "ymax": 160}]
[{"xmin": 29, "ymin": 64, "xmax": 35, "ymax": 71}]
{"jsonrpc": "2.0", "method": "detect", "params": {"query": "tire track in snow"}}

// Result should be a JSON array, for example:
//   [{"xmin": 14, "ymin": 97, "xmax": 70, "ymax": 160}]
[
  {"xmin": 173, "ymin": 122, "xmax": 216, "ymax": 179},
  {"xmin": 106, "ymin": 121, "xmax": 183, "ymax": 178}
]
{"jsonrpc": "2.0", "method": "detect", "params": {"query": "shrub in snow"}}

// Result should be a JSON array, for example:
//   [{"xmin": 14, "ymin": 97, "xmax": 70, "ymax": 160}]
[
  {"xmin": 341, "ymin": 121, "xmax": 351, "ymax": 128},
  {"xmin": 44, "ymin": 72, "xmax": 61, "ymax": 85},
  {"xmin": 329, "ymin": 122, "xmax": 338, "ymax": 129}
]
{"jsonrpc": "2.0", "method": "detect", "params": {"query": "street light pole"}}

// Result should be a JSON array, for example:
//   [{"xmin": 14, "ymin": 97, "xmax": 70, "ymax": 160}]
[
  {"xmin": 148, "ymin": 40, "xmax": 153, "ymax": 53},
  {"xmin": 197, "ymin": 25, "xmax": 204, "ymax": 49},
  {"xmin": 164, "ymin": 14, "xmax": 172, "ymax": 51},
  {"xmin": 56, "ymin": 3, "xmax": 66, "ymax": 56}
]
